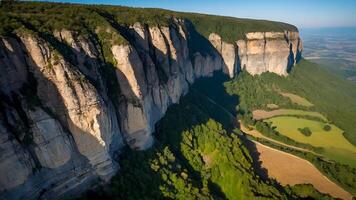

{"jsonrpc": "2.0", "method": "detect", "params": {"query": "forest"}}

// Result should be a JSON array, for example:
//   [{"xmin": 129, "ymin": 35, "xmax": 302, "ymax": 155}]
[{"xmin": 0, "ymin": 1, "xmax": 296, "ymax": 42}]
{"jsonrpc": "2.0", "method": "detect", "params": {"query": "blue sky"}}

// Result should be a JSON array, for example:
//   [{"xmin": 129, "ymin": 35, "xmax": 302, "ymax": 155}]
[{"xmin": 34, "ymin": 0, "xmax": 356, "ymax": 28}]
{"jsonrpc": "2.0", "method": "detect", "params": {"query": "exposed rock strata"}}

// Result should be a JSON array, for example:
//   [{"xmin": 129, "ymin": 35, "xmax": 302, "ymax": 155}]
[
  {"xmin": 208, "ymin": 31, "xmax": 302, "ymax": 77},
  {"xmin": 0, "ymin": 19, "xmax": 302, "ymax": 199}
]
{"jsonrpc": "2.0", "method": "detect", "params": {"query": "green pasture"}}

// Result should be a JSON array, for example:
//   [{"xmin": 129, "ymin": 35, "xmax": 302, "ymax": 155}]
[{"xmin": 265, "ymin": 116, "xmax": 356, "ymax": 167}]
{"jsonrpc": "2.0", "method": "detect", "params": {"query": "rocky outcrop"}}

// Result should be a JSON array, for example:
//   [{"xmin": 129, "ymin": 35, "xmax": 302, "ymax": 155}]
[
  {"xmin": 0, "ymin": 18, "xmax": 302, "ymax": 199},
  {"xmin": 21, "ymin": 35, "xmax": 120, "ymax": 179},
  {"xmin": 209, "ymin": 31, "xmax": 302, "ymax": 77}
]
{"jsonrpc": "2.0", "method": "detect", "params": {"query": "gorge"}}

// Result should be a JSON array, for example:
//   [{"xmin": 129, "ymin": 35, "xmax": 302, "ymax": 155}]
[{"xmin": 0, "ymin": 2, "xmax": 303, "ymax": 199}]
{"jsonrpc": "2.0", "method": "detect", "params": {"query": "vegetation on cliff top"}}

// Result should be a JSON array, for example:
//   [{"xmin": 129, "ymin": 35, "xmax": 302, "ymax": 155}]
[{"xmin": 0, "ymin": 1, "xmax": 297, "ymax": 42}]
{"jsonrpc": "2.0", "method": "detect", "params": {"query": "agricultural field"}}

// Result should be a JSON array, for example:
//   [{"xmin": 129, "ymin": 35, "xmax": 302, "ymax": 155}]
[
  {"xmin": 265, "ymin": 116, "xmax": 356, "ymax": 167},
  {"xmin": 254, "ymin": 141, "xmax": 352, "ymax": 200},
  {"xmin": 252, "ymin": 109, "xmax": 327, "ymax": 121}
]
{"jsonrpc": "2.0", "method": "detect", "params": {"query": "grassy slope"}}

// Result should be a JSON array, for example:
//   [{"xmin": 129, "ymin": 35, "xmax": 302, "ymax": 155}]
[
  {"xmin": 197, "ymin": 62, "xmax": 356, "ymax": 196},
  {"xmin": 277, "ymin": 60, "xmax": 356, "ymax": 146},
  {"xmin": 266, "ymin": 117, "xmax": 354, "ymax": 151},
  {"xmin": 266, "ymin": 116, "xmax": 356, "ymax": 167},
  {"xmin": 225, "ymin": 59, "xmax": 356, "ymax": 146},
  {"xmin": 309, "ymin": 58, "xmax": 356, "ymax": 83},
  {"xmin": 0, "ymin": 1, "xmax": 297, "ymax": 42}
]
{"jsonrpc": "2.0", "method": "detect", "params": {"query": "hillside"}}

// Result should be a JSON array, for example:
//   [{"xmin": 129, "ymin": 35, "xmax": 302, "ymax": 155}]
[
  {"xmin": 194, "ymin": 59, "xmax": 356, "ymax": 196},
  {"xmin": 235, "ymin": 60, "xmax": 356, "ymax": 146}
]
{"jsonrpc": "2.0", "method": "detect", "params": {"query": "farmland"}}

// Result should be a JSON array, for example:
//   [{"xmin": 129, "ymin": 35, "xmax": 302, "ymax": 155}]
[
  {"xmin": 254, "ymin": 141, "xmax": 352, "ymax": 200},
  {"xmin": 265, "ymin": 116, "xmax": 356, "ymax": 167},
  {"xmin": 252, "ymin": 109, "xmax": 327, "ymax": 121}
]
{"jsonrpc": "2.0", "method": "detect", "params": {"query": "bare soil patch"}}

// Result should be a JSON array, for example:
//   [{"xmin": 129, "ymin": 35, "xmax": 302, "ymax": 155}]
[
  {"xmin": 254, "ymin": 141, "xmax": 352, "ymax": 200},
  {"xmin": 267, "ymin": 104, "xmax": 279, "ymax": 109},
  {"xmin": 202, "ymin": 154, "xmax": 213, "ymax": 167}
]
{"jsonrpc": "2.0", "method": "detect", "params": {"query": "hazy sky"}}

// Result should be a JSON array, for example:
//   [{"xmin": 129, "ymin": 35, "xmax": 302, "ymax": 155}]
[{"xmin": 36, "ymin": 0, "xmax": 356, "ymax": 28}]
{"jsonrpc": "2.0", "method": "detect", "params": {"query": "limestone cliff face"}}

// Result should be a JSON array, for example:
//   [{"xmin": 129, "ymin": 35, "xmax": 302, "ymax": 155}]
[
  {"xmin": 209, "ymin": 31, "xmax": 302, "ymax": 77},
  {"xmin": 0, "ymin": 18, "xmax": 302, "ymax": 199}
]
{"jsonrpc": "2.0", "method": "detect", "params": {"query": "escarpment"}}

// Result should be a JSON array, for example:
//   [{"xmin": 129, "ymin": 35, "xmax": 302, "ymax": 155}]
[
  {"xmin": 0, "ymin": 8, "xmax": 302, "ymax": 200},
  {"xmin": 209, "ymin": 31, "xmax": 302, "ymax": 77}
]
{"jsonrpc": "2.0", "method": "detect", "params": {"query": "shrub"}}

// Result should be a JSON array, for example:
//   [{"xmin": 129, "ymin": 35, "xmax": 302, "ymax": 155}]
[
  {"xmin": 298, "ymin": 127, "xmax": 312, "ymax": 136},
  {"xmin": 323, "ymin": 124, "xmax": 331, "ymax": 131}
]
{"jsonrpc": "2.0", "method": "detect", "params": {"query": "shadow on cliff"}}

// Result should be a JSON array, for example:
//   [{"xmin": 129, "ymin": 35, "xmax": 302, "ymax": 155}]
[
  {"xmin": 15, "ymin": 17, "xmax": 145, "ymax": 154},
  {"xmin": 192, "ymin": 72, "xmax": 239, "ymax": 118},
  {"xmin": 15, "ymin": 18, "xmax": 125, "ymax": 154},
  {"xmin": 155, "ymin": 78, "xmax": 235, "ymax": 199},
  {"xmin": 287, "ymin": 43, "xmax": 295, "ymax": 73},
  {"xmin": 239, "ymin": 135, "xmax": 286, "ymax": 193},
  {"xmin": 184, "ymin": 20, "xmax": 240, "ymax": 76},
  {"xmin": 240, "ymin": 137, "xmax": 269, "ymax": 179},
  {"xmin": 79, "ymin": 73, "xmax": 238, "ymax": 200},
  {"xmin": 184, "ymin": 20, "xmax": 216, "ymax": 61},
  {"xmin": 75, "ymin": 12, "xmax": 239, "ymax": 199},
  {"xmin": 94, "ymin": 9, "xmax": 172, "ymax": 85},
  {"xmin": 12, "ymin": 11, "xmax": 193, "ymax": 200},
  {"xmin": 287, "ymin": 41, "xmax": 303, "ymax": 73}
]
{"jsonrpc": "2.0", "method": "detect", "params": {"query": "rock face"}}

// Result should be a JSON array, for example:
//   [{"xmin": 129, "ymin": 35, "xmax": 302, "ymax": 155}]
[
  {"xmin": 209, "ymin": 31, "xmax": 302, "ymax": 77},
  {"xmin": 29, "ymin": 108, "xmax": 72, "ymax": 169},
  {"xmin": 0, "ymin": 18, "xmax": 302, "ymax": 199}
]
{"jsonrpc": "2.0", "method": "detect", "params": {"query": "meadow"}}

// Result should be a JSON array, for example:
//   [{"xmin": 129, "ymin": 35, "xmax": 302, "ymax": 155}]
[{"xmin": 265, "ymin": 116, "xmax": 356, "ymax": 167}]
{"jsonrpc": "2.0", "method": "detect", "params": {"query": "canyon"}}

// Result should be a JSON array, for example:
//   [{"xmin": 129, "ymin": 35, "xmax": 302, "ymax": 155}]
[{"xmin": 0, "ymin": 10, "xmax": 302, "ymax": 199}]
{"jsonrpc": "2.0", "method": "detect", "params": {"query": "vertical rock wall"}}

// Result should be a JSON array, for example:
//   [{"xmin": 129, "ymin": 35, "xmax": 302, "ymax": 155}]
[{"xmin": 209, "ymin": 31, "xmax": 303, "ymax": 77}]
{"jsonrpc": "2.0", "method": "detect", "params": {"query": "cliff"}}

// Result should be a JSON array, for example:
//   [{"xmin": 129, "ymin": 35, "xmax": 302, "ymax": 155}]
[{"xmin": 0, "ymin": 2, "xmax": 302, "ymax": 199}]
